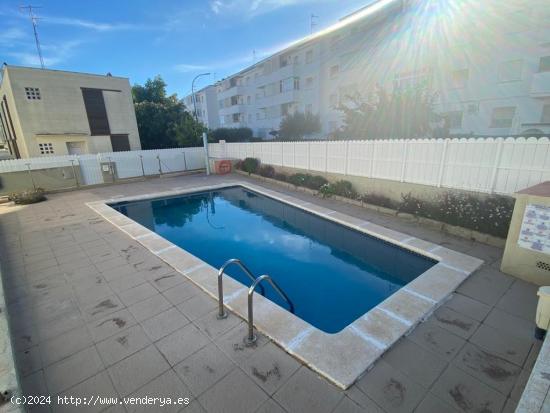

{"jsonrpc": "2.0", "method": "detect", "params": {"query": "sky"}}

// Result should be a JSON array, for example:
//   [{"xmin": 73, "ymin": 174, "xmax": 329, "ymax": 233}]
[{"xmin": 0, "ymin": 0, "xmax": 372, "ymax": 97}]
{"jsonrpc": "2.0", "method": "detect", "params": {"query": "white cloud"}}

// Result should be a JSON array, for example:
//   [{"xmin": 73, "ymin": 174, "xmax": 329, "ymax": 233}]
[
  {"xmin": 0, "ymin": 27, "xmax": 27, "ymax": 45},
  {"xmin": 209, "ymin": 0, "xmax": 325, "ymax": 18},
  {"xmin": 41, "ymin": 16, "xmax": 141, "ymax": 32},
  {"xmin": 7, "ymin": 39, "xmax": 83, "ymax": 67},
  {"xmin": 174, "ymin": 63, "xmax": 211, "ymax": 73}
]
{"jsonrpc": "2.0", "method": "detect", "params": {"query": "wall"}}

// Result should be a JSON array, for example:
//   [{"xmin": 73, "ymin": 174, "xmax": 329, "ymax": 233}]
[
  {"xmin": 0, "ymin": 66, "xmax": 141, "ymax": 157},
  {"xmin": 501, "ymin": 191, "xmax": 550, "ymax": 285},
  {"xmin": 0, "ymin": 147, "xmax": 206, "ymax": 194},
  {"xmin": 210, "ymin": 137, "xmax": 550, "ymax": 196},
  {"xmin": 0, "ymin": 166, "xmax": 82, "ymax": 194}
]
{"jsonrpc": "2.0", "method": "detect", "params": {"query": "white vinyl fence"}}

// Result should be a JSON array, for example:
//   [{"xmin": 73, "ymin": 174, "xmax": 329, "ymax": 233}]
[
  {"xmin": 209, "ymin": 137, "xmax": 550, "ymax": 195},
  {"xmin": 0, "ymin": 147, "xmax": 205, "ymax": 186}
]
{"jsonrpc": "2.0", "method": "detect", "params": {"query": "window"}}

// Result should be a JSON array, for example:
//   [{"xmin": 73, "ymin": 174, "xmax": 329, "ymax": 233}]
[
  {"xmin": 305, "ymin": 77, "xmax": 314, "ymax": 89},
  {"xmin": 467, "ymin": 103, "xmax": 479, "ymax": 115},
  {"xmin": 451, "ymin": 69, "xmax": 469, "ymax": 89},
  {"xmin": 329, "ymin": 93, "xmax": 338, "ymax": 108},
  {"xmin": 498, "ymin": 60, "xmax": 523, "ymax": 82},
  {"xmin": 305, "ymin": 103, "xmax": 312, "ymax": 114},
  {"xmin": 38, "ymin": 142, "xmax": 54, "ymax": 154},
  {"xmin": 542, "ymin": 104, "xmax": 550, "ymax": 123},
  {"xmin": 248, "ymin": 114, "xmax": 253, "ymax": 123},
  {"xmin": 490, "ymin": 106, "xmax": 516, "ymax": 128},
  {"xmin": 247, "ymin": 96, "xmax": 251, "ymax": 104},
  {"xmin": 445, "ymin": 111, "xmax": 463, "ymax": 129},
  {"xmin": 293, "ymin": 77, "xmax": 300, "ymax": 90},
  {"xmin": 539, "ymin": 56, "xmax": 550, "ymax": 73},
  {"xmin": 293, "ymin": 55, "xmax": 299, "ymax": 66},
  {"xmin": 329, "ymin": 65, "xmax": 339, "ymax": 78},
  {"xmin": 25, "ymin": 87, "xmax": 41, "ymax": 100},
  {"xmin": 305, "ymin": 50, "xmax": 313, "ymax": 64}
]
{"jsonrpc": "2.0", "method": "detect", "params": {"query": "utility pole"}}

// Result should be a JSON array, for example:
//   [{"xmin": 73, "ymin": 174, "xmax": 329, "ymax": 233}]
[
  {"xmin": 20, "ymin": 5, "xmax": 45, "ymax": 69},
  {"xmin": 310, "ymin": 13, "xmax": 318, "ymax": 34}
]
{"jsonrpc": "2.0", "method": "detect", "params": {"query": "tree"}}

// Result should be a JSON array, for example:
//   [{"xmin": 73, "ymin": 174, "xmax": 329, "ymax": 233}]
[
  {"xmin": 279, "ymin": 112, "xmax": 321, "ymax": 140},
  {"xmin": 210, "ymin": 127, "xmax": 253, "ymax": 142},
  {"xmin": 132, "ymin": 76, "xmax": 205, "ymax": 149},
  {"xmin": 336, "ymin": 86, "xmax": 446, "ymax": 139}
]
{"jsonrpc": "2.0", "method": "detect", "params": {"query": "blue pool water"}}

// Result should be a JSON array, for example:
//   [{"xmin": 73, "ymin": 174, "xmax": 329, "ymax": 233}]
[{"xmin": 112, "ymin": 186, "xmax": 436, "ymax": 333}]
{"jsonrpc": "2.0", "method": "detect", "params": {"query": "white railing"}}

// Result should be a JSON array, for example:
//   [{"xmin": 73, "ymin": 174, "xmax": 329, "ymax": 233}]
[
  {"xmin": 0, "ymin": 147, "xmax": 205, "ymax": 186},
  {"xmin": 209, "ymin": 137, "xmax": 550, "ymax": 195}
]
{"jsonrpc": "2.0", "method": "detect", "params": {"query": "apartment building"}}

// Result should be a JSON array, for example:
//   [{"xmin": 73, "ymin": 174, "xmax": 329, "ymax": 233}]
[
  {"xmin": 184, "ymin": 84, "xmax": 220, "ymax": 130},
  {"xmin": 0, "ymin": 65, "xmax": 141, "ymax": 158},
  {"xmin": 196, "ymin": 0, "xmax": 550, "ymax": 139}
]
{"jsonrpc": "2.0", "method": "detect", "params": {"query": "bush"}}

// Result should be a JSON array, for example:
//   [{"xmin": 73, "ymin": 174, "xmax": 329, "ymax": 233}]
[
  {"xmin": 319, "ymin": 180, "xmax": 358, "ymax": 199},
  {"xmin": 258, "ymin": 165, "xmax": 275, "ymax": 178},
  {"xmin": 241, "ymin": 158, "xmax": 260, "ymax": 174},
  {"xmin": 273, "ymin": 172, "xmax": 288, "ymax": 182},
  {"xmin": 8, "ymin": 188, "xmax": 46, "ymax": 204},
  {"xmin": 288, "ymin": 173, "xmax": 309, "ymax": 187},
  {"xmin": 359, "ymin": 193, "xmax": 397, "ymax": 209},
  {"xmin": 304, "ymin": 175, "xmax": 329, "ymax": 191},
  {"xmin": 396, "ymin": 191, "xmax": 514, "ymax": 238},
  {"xmin": 210, "ymin": 127, "xmax": 253, "ymax": 142}
]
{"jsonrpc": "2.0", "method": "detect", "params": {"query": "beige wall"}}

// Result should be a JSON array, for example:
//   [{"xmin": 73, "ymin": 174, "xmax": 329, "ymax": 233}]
[
  {"xmin": 272, "ymin": 165, "xmax": 502, "ymax": 205},
  {"xmin": 501, "ymin": 194, "xmax": 550, "ymax": 286},
  {"xmin": 0, "ymin": 65, "xmax": 140, "ymax": 158}
]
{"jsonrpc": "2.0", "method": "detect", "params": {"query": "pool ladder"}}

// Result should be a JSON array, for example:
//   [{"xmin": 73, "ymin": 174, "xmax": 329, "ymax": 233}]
[{"xmin": 217, "ymin": 258, "xmax": 294, "ymax": 344}]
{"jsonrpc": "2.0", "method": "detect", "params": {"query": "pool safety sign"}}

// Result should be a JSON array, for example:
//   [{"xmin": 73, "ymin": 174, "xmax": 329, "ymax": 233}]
[{"xmin": 518, "ymin": 204, "xmax": 550, "ymax": 254}]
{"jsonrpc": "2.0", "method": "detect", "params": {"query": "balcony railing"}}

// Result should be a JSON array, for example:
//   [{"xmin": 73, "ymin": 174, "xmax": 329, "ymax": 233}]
[{"xmin": 530, "ymin": 72, "xmax": 550, "ymax": 98}]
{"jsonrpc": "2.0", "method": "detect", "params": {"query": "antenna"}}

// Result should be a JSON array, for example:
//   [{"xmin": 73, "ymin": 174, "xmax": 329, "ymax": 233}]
[
  {"xmin": 252, "ymin": 49, "xmax": 256, "ymax": 63},
  {"xmin": 310, "ymin": 13, "xmax": 318, "ymax": 34},
  {"xmin": 20, "ymin": 5, "xmax": 45, "ymax": 69}
]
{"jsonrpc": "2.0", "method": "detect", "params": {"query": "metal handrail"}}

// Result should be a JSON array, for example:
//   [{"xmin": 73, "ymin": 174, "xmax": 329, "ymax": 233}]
[
  {"xmin": 246, "ymin": 274, "xmax": 294, "ymax": 344},
  {"xmin": 217, "ymin": 258, "xmax": 264, "ymax": 319}
]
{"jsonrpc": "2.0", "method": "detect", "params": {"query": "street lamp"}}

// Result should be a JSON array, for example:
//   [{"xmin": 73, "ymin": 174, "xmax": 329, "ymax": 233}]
[
  {"xmin": 191, "ymin": 72, "xmax": 211, "ymax": 175},
  {"xmin": 191, "ymin": 72, "xmax": 211, "ymax": 122}
]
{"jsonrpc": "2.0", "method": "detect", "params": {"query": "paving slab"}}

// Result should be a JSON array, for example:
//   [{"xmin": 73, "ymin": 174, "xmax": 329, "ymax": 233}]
[
  {"xmin": 198, "ymin": 369, "xmax": 268, "ymax": 413},
  {"xmin": 273, "ymin": 367, "xmax": 343, "ymax": 413}
]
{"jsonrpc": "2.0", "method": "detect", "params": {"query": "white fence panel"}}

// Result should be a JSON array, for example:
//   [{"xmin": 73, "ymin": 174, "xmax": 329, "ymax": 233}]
[
  {"xmin": 309, "ymin": 142, "xmax": 327, "ymax": 172},
  {"xmin": 294, "ymin": 142, "xmax": 309, "ymax": 170},
  {"xmin": 78, "ymin": 155, "xmax": 103, "ymax": 185},
  {"xmin": 404, "ymin": 139, "xmax": 443, "ymax": 186},
  {"xmin": 282, "ymin": 143, "xmax": 295, "ymax": 168},
  {"xmin": 326, "ymin": 141, "xmax": 347, "ymax": 174}
]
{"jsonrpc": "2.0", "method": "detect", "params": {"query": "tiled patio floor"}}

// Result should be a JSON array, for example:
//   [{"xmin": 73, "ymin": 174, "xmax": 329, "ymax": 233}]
[{"xmin": 0, "ymin": 173, "xmax": 541, "ymax": 413}]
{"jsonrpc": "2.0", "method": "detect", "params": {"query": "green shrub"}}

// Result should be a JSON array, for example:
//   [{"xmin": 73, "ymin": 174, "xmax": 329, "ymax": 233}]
[
  {"xmin": 8, "ymin": 188, "xmax": 46, "ymax": 204},
  {"xmin": 359, "ymin": 193, "xmax": 397, "ymax": 209},
  {"xmin": 258, "ymin": 165, "xmax": 275, "ymax": 178},
  {"xmin": 240, "ymin": 158, "xmax": 260, "ymax": 174},
  {"xmin": 210, "ymin": 127, "xmax": 253, "ymax": 142},
  {"xmin": 287, "ymin": 173, "xmax": 309, "ymax": 187},
  {"xmin": 274, "ymin": 172, "xmax": 288, "ymax": 182},
  {"xmin": 303, "ymin": 175, "xmax": 328, "ymax": 190},
  {"xmin": 319, "ymin": 180, "xmax": 358, "ymax": 199}
]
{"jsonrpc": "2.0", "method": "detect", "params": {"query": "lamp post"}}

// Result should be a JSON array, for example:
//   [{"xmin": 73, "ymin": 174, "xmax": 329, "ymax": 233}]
[{"xmin": 191, "ymin": 72, "xmax": 211, "ymax": 175}]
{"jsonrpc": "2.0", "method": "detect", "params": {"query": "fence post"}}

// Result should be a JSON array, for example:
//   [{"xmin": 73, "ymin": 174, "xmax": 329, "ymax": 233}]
[
  {"xmin": 139, "ymin": 155, "xmax": 145, "ymax": 177},
  {"xmin": 437, "ymin": 139, "xmax": 449, "ymax": 187},
  {"xmin": 489, "ymin": 139, "xmax": 504, "ymax": 194},
  {"xmin": 157, "ymin": 155, "xmax": 162, "ymax": 175},
  {"xmin": 280, "ymin": 142, "xmax": 284, "ymax": 166},
  {"xmin": 293, "ymin": 142, "xmax": 296, "ymax": 168},
  {"xmin": 25, "ymin": 163, "xmax": 36, "ymax": 190},
  {"xmin": 400, "ymin": 141, "xmax": 408, "ymax": 183},
  {"xmin": 182, "ymin": 151, "xmax": 188, "ymax": 171},
  {"xmin": 324, "ymin": 141, "xmax": 328, "ymax": 173},
  {"xmin": 370, "ymin": 142, "xmax": 376, "ymax": 178},
  {"xmin": 307, "ymin": 142, "xmax": 311, "ymax": 170},
  {"xmin": 344, "ymin": 141, "xmax": 349, "ymax": 176},
  {"xmin": 70, "ymin": 159, "xmax": 79, "ymax": 188}
]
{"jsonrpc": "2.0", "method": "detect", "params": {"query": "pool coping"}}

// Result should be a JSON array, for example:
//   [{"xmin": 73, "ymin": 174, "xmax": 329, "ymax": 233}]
[{"xmin": 86, "ymin": 181, "xmax": 484, "ymax": 389}]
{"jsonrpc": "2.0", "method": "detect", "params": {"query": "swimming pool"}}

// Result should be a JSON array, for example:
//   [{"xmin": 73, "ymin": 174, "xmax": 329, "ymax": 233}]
[{"xmin": 112, "ymin": 186, "xmax": 436, "ymax": 333}]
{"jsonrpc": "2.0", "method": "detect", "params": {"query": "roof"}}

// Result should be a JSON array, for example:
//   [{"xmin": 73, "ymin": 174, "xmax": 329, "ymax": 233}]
[
  {"xmin": 217, "ymin": 0, "xmax": 403, "ymax": 81},
  {"xmin": 1, "ymin": 64, "xmax": 129, "ymax": 81}
]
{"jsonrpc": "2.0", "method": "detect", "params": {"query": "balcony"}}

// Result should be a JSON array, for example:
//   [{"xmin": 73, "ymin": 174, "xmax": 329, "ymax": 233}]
[
  {"xmin": 530, "ymin": 72, "xmax": 550, "ymax": 98},
  {"xmin": 219, "ymin": 104, "xmax": 246, "ymax": 116},
  {"xmin": 218, "ymin": 85, "xmax": 247, "ymax": 100}
]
